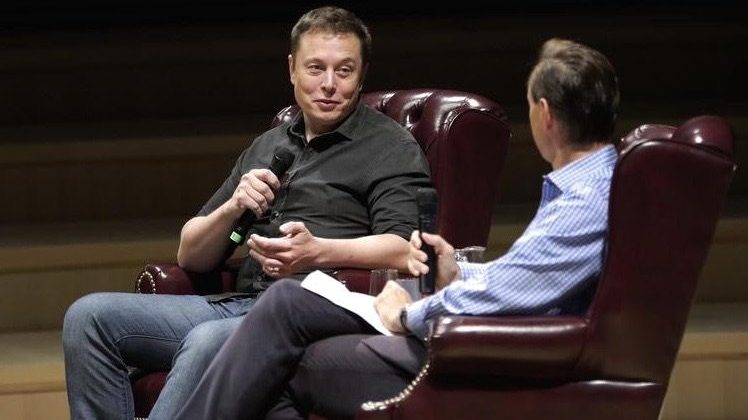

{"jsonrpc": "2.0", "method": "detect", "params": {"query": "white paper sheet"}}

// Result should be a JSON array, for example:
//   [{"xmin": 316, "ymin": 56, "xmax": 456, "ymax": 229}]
[{"xmin": 300, "ymin": 270, "xmax": 392, "ymax": 336}]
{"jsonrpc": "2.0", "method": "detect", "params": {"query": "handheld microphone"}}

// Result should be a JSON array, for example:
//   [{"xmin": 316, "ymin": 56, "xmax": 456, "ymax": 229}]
[
  {"xmin": 416, "ymin": 187, "xmax": 439, "ymax": 295},
  {"xmin": 224, "ymin": 147, "xmax": 295, "ymax": 260}
]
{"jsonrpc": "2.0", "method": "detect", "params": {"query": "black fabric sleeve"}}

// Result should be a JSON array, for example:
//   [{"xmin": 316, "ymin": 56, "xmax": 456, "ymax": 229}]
[{"xmin": 365, "ymin": 138, "xmax": 432, "ymax": 240}]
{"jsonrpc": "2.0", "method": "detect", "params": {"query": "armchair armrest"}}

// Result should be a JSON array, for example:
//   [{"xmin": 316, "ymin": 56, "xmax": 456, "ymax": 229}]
[
  {"xmin": 136, "ymin": 264, "xmax": 378, "ymax": 296},
  {"xmin": 427, "ymin": 315, "xmax": 588, "ymax": 380},
  {"xmin": 134, "ymin": 259, "xmax": 243, "ymax": 295}
]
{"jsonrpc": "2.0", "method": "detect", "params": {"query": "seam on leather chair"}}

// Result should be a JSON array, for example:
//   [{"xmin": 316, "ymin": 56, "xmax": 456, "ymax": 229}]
[{"xmin": 135, "ymin": 270, "xmax": 156, "ymax": 294}]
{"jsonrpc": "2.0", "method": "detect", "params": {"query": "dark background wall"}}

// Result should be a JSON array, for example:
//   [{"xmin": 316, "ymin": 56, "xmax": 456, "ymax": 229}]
[
  {"xmin": 1, "ymin": 1, "xmax": 744, "ymax": 122},
  {"xmin": 0, "ymin": 1, "xmax": 745, "ymax": 223}
]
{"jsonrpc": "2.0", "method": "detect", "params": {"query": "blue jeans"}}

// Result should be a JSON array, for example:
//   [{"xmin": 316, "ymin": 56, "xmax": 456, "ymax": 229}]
[{"xmin": 62, "ymin": 292, "xmax": 254, "ymax": 420}]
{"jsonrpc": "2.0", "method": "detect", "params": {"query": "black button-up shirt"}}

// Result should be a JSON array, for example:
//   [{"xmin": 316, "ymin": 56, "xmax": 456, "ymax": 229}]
[{"xmin": 198, "ymin": 101, "xmax": 432, "ymax": 294}]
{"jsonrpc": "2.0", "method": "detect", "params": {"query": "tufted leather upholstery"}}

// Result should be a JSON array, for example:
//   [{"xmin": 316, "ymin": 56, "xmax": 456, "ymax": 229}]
[
  {"xmin": 130, "ymin": 89, "xmax": 510, "ymax": 418},
  {"xmin": 355, "ymin": 115, "xmax": 737, "ymax": 420}
]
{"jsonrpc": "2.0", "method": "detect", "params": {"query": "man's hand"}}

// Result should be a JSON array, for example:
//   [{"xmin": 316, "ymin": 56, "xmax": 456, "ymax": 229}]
[
  {"xmin": 407, "ymin": 230, "xmax": 459, "ymax": 291},
  {"xmin": 177, "ymin": 169, "xmax": 281, "ymax": 272},
  {"xmin": 225, "ymin": 169, "xmax": 282, "ymax": 219},
  {"xmin": 374, "ymin": 281, "xmax": 412, "ymax": 334},
  {"xmin": 248, "ymin": 221, "xmax": 319, "ymax": 278}
]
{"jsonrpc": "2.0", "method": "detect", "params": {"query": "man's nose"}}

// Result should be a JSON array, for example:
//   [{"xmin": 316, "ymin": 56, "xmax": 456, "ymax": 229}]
[{"xmin": 321, "ymin": 70, "xmax": 336, "ymax": 93}]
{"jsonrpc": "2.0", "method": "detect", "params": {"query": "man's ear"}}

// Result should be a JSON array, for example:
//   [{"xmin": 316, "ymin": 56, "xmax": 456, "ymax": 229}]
[
  {"xmin": 539, "ymin": 98, "xmax": 554, "ymax": 129},
  {"xmin": 288, "ymin": 54, "xmax": 296, "ymax": 85}
]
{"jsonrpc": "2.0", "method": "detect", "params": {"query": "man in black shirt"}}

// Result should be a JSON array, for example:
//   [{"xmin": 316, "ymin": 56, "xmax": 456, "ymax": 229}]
[
  {"xmin": 62, "ymin": 6, "xmax": 430, "ymax": 420},
  {"xmin": 193, "ymin": 100, "xmax": 430, "ymax": 295}
]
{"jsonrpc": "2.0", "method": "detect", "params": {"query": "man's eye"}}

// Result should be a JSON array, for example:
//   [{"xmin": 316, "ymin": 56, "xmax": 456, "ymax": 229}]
[
  {"xmin": 337, "ymin": 67, "xmax": 352, "ymax": 77},
  {"xmin": 307, "ymin": 65, "xmax": 323, "ymax": 74}
]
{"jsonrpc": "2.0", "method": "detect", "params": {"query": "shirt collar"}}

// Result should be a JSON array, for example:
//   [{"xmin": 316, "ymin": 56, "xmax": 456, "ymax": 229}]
[
  {"xmin": 544, "ymin": 144, "xmax": 618, "ymax": 193},
  {"xmin": 288, "ymin": 100, "xmax": 365, "ymax": 143}
]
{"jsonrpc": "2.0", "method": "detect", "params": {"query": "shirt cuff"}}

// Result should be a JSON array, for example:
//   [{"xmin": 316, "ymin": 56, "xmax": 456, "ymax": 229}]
[
  {"xmin": 404, "ymin": 297, "xmax": 430, "ymax": 339},
  {"xmin": 404, "ymin": 263, "xmax": 485, "ymax": 340},
  {"xmin": 456, "ymin": 261, "xmax": 485, "ymax": 281}
]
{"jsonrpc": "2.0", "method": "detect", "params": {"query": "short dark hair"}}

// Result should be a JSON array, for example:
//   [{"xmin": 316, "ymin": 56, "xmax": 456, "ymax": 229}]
[
  {"xmin": 290, "ymin": 6, "xmax": 372, "ymax": 68},
  {"xmin": 528, "ymin": 38, "xmax": 620, "ymax": 144}
]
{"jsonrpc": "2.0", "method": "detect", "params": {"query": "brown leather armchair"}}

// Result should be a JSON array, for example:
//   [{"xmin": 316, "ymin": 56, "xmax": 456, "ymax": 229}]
[
  {"xmin": 355, "ymin": 115, "xmax": 737, "ymax": 420},
  {"xmin": 130, "ymin": 89, "xmax": 511, "ymax": 418}
]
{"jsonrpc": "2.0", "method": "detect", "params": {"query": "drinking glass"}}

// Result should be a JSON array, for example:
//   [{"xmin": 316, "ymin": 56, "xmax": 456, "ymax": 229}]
[
  {"xmin": 369, "ymin": 268, "xmax": 398, "ymax": 295},
  {"xmin": 454, "ymin": 246, "xmax": 486, "ymax": 263}
]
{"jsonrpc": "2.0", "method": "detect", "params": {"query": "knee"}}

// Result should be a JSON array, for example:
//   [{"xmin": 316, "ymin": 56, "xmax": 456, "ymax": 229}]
[
  {"xmin": 178, "ymin": 320, "xmax": 235, "ymax": 362},
  {"xmin": 249, "ymin": 279, "xmax": 319, "ymax": 331},
  {"xmin": 262, "ymin": 278, "xmax": 305, "ymax": 305},
  {"xmin": 62, "ymin": 293, "xmax": 113, "ymax": 348},
  {"xmin": 253, "ymin": 279, "xmax": 305, "ymax": 316}
]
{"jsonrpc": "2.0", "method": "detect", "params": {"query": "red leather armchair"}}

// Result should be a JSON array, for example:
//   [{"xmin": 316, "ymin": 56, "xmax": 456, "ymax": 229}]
[
  {"xmin": 355, "ymin": 115, "xmax": 737, "ymax": 420},
  {"xmin": 130, "ymin": 89, "xmax": 511, "ymax": 418}
]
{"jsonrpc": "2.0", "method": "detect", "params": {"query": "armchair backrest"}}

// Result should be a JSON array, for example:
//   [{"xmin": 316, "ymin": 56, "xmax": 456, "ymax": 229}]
[
  {"xmin": 271, "ymin": 89, "xmax": 511, "ymax": 248},
  {"xmin": 581, "ymin": 116, "xmax": 737, "ymax": 383}
]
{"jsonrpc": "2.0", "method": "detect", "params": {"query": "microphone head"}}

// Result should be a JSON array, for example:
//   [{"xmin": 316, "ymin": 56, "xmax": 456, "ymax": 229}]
[
  {"xmin": 269, "ymin": 147, "xmax": 295, "ymax": 175},
  {"xmin": 416, "ymin": 187, "xmax": 438, "ymax": 215}
]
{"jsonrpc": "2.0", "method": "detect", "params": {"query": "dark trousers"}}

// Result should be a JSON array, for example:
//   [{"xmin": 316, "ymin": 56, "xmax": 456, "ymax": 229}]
[{"xmin": 174, "ymin": 278, "xmax": 426, "ymax": 420}]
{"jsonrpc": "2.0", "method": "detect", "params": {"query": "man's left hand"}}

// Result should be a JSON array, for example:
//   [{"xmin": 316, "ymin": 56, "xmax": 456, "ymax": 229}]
[
  {"xmin": 248, "ymin": 221, "xmax": 319, "ymax": 278},
  {"xmin": 374, "ymin": 281, "xmax": 412, "ymax": 334}
]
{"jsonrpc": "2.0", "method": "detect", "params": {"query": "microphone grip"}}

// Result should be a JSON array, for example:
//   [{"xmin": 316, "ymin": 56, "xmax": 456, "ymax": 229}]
[
  {"xmin": 223, "ymin": 146, "xmax": 294, "ymax": 262},
  {"xmin": 419, "ymin": 216, "xmax": 438, "ymax": 295},
  {"xmin": 223, "ymin": 211, "xmax": 256, "ymax": 261}
]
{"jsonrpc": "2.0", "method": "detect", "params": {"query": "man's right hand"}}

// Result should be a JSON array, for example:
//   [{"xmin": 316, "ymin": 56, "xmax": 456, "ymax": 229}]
[
  {"xmin": 407, "ymin": 230, "xmax": 459, "ymax": 291},
  {"xmin": 226, "ymin": 169, "xmax": 282, "ymax": 219},
  {"xmin": 177, "ymin": 168, "xmax": 282, "ymax": 272}
]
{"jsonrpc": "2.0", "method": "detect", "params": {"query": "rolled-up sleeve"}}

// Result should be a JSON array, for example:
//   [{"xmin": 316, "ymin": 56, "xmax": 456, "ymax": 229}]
[{"xmin": 366, "ymin": 140, "xmax": 431, "ymax": 240}]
